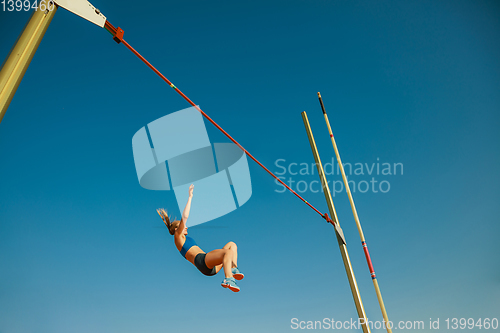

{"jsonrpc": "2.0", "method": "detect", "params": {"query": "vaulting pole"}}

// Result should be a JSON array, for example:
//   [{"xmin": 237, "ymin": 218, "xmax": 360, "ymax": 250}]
[
  {"xmin": 317, "ymin": 92, "xmax": 392, "ymax": 333},
  {"xmin": 0, "ymin": 2, "xmax": 58, "ymax": 124},
  {"xmin": 302, "ymin": 111, "xmax": 371, "ymax": 333}
]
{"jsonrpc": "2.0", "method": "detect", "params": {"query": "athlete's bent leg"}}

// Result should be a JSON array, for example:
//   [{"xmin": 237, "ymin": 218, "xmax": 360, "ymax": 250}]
[
  {"xmin": 223, "ymin": 241, "xmax": 238, "ymax": 268},
  {"xmin": 205, "ymin": 249, "xmax": 234, "ymax": 279}
]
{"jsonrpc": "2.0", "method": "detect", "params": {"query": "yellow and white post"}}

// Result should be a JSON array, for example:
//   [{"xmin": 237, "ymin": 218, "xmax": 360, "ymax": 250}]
[
  {"xmin": 317, "ymin": 92, "xmax": 392, "ymax": 333},
  {"xmin": 0, "ymin": 2, "xmax": 58, "ymax": 124},
  {"xmin": 0, "ymin": 0, "xmax": 106, "ymax": 125}
]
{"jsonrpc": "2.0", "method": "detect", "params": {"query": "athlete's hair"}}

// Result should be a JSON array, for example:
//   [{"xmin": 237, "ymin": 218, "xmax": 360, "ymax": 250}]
[{"xmin": 157, "ymin": 209, "xmax": 180, "ymax": 235}]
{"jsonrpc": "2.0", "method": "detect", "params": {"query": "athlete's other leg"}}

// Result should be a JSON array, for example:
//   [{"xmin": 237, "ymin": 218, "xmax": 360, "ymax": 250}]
[
  {"xmin": 224, "ymin": 241, "xmax": 244, "ymax": 280},
  {"xmin": 223, "ymin": 241, "xmax": 238, "ymax": 268}
]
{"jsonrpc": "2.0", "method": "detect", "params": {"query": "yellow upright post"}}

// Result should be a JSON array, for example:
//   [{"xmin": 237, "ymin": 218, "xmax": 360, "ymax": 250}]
[
  {"xmin": 318, "ymin": 92, "xmax": 392, "ymax": 333},
  {"xmin": 302, "ymin": 111, "xmax": 371, "ymax": 333},
  {"xmin": 0, "ymin": 2, "xmax": 58, "ymax": 124}
]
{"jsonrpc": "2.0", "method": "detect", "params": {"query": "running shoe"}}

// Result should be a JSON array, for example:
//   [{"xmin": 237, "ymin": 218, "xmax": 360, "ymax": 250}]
[
  {"xmin": 232, "ymin": 267, "xmax": 244, "ymax": 280},
  {"xmin": 221, "ymin": 277, "xmax": 240, "ymax": 292}
]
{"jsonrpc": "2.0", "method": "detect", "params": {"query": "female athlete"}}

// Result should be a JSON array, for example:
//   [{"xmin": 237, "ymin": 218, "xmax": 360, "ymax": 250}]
[{"xmin": 157, "ymin": 184, "xmax": 244, "ymax": 292}]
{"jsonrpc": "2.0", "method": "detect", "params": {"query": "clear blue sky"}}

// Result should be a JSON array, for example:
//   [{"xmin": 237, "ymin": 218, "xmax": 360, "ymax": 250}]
[{"xmin": 1, "ymin": 0, "xmax": 499, "ymax": 332}]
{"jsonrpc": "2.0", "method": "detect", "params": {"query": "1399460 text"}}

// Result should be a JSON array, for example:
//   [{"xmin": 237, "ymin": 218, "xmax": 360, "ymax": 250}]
[
  {"xmin": 2, "ymin": 0, "xmax": 55, "ymax": 11},
  {"xmin": 444, "ymin": 318, "xmax": 498, "ymax": 330}
]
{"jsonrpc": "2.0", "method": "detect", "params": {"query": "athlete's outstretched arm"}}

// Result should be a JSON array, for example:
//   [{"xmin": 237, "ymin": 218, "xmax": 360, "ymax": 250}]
[
  {"xmin": 176, "ymin": 184, "xmax": 194, "ymax": 235},
  {"xmin": 183, "ymin": 184, "xmax": 194, "ymax": 221}
]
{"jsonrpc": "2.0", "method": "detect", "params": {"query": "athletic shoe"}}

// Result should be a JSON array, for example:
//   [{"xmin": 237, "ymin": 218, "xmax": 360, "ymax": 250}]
[
  {"xmin": 221, "ymin": 277, "xmax": 240, "ymax": 292},
  {"xmin": 232, "ymin": 267, "xmax": 244, "ymax": 280}
]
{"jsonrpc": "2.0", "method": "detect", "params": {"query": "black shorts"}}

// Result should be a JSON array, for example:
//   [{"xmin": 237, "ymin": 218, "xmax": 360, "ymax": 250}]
[{"xmin": 194, "ymin": 253, "xmax": 217, "ymax": 276}]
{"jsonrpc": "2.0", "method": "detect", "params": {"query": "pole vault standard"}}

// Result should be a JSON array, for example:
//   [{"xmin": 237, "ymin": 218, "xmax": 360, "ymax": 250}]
[
  {"xmin": 302, "ymin": 111, "xmax": 371, "ymax": 333},
  {"xmin": 0, "ymin": 2, "xmax": 58, "ymax": 123},
  {"xmin": 0, "ymin": 0, "xmax": 106, "ymax": 125},
  {"xmin": 317, "ymin": 93, "xmax": 392, "ymax": 333}
]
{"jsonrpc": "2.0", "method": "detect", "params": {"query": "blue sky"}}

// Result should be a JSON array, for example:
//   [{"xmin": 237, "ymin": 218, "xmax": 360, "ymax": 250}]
[{"xmin": 1, "ymin": 0, "xmax": 499, "ymax": 332}]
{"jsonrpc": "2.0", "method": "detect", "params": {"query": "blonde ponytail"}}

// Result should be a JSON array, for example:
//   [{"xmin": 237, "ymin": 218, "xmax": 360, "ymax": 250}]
[{"xmin": 157, "ymin": 209, "xmax": 180, "ymax": 235}]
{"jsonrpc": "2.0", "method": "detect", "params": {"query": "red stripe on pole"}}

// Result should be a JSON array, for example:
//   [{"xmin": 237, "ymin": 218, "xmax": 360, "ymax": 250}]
[{"xmin": 362, "ymin": 241, "xmax": 376, "ymax": 275}]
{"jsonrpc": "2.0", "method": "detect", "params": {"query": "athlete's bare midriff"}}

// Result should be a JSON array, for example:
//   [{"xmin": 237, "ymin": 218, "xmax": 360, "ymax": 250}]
[
  {"xmin": 175, "ymin": 235, "xmax": 204, "ymax": 265},
  {"xmin": 184, "ymin": 246, "xmax": 204, "ymax": 264}
]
